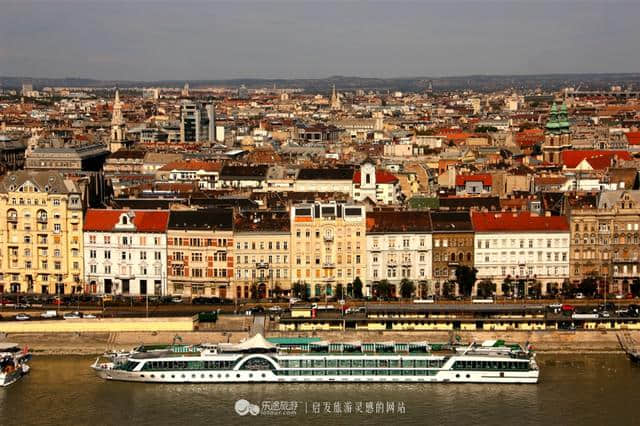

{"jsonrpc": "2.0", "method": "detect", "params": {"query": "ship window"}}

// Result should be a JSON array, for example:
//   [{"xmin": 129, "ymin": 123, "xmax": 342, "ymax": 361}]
[{"xmin": 262, "ymin": 373, "xmax": 266, "ymax": 378}]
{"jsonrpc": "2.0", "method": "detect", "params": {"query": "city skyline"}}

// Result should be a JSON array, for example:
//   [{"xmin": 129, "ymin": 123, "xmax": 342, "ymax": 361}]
[{"xmin": 2, "ymin": 0, "xmax": 640, "ymax": 81}]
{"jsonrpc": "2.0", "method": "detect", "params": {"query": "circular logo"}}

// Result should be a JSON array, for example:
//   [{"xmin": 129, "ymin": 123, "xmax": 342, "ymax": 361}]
[
  {"xmin": 235, "ymin": 399, "xmax": 250, "ymax": 416},
  {"xmin": 235, "ymin": 399, "xmax": 260, "ymax": 416}
]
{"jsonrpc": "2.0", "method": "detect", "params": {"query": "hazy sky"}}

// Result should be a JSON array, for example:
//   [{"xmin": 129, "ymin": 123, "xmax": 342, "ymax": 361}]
[{"xmin": 1, "ymin": 0, "xmax": 639, "ymax": 80}]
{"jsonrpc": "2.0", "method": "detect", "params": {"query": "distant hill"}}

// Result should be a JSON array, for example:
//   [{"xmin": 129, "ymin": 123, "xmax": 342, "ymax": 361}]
[{"xmin": 3, "ymin": 73, "xmax": 640, "ymax": 92}]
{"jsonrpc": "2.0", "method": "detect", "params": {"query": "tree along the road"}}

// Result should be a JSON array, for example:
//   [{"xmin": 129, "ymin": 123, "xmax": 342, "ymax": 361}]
[
  {"xmin": 399, "ymin": 278, "xmax": 415, "ymax": 299},
  {"xmin": 578, "ymin": 276, "xmax": 598, "ymax": 297},
  {"xmin": 477, "ymin": 280, "xmax": 495, "ymax": 298},
  {"xmin": 455, "ymin": 265, "xmax": 478, "ymax": 297},
  {"xmin": 291, "ymin": 282, "xmax": 307, "ymax": 300},
  {"xmin": 376, "ymin": 280, "xmax": 393, "ymax": 299},
  {"xmin": 352, "ymin": 277, "xmax": 363, "ymax": 299}
]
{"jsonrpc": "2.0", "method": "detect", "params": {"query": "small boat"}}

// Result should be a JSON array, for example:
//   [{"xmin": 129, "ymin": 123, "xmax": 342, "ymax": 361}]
[{"xmin": 0, "ymin": 343, "xmax": 31, "ymax": 386}]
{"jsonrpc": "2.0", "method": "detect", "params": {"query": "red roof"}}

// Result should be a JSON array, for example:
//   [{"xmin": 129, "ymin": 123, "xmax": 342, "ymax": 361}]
[
  {"xmin": 626, "ymin": 132, "xmax": 640, "ymax": 146},
  {"xmin": 561, "ymin": 150, "xmax": 632, "ymax": 168},
  {"xmin": 471, "ymin": 212, "xmax": 569, "ymax": 232},
  {"xmin": 84, "ymin": 210, "xmax": 169, "ymax": 232},
  {"xmin": 455, "ymin": 174, "xmax": 492, "ymax": 186},
  {"xmin": 353, "ymin": 170, "xmax": 398, "ymax": 184}
]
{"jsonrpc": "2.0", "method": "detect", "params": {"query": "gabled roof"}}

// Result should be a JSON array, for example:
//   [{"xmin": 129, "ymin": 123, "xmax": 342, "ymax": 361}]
[
  {"xmin": 353, "ymin": 170, "xmax": 398, "ymax": 184},
  {"xmin": 471, "ymin": 211, "xmax": 569, "ymax": 232},
  {"xmin": 430, "ymin": 211, "xmax": 473, "ymax": 232},
  {"xmin": 561, "ymin": 150, "xmax": 632, "ymax": 168},
  {"xmin": 84, "ymin": 209, "xmax": 169, "ymax": 232},
  {"xmin": 455, "ymin": 174, "xmax": 492, "ymax": 186}
]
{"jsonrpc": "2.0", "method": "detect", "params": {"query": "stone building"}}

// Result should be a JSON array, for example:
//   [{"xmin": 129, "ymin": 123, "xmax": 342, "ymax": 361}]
[{"xmin": 0, "ymin": 171, "xmax": 83, "ymax": 294}]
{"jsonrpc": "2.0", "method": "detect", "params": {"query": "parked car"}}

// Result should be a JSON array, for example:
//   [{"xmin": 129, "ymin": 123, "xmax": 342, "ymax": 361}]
[
  {"xmin": 63, "ymin": 311, "xmax": 82, "ymax": 320},
  {"xmin": 83, "ymin": 313, "xmax": 97, "ymax": 319},
  {"xmin": 15, "ymin": 313, "xmax": 31, "ymax": 321},
  {"xmin": 171, "ymin": 296, "xmax": 183, "ymax": 304},
  {"xmin": 40, "ymin": 310, "xmax": 58, "ymax": 319},
  {"xmin": 575, "ymin": 293, "xmax": 586, "ymax": 299}
]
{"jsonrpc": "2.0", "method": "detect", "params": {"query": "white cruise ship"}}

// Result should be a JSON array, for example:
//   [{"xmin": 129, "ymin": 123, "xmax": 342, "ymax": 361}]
[{"xmin": 92, "ymin": 335, "xmax": 539, "ymax": 384}]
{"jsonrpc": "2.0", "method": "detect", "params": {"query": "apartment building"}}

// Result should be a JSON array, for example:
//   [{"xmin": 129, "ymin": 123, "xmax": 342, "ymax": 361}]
[
  {"xmin": 167, "ymin": 209, "xmax": 233, "ymax": 298},
  {"xmin": 83, "ymin": 209, "xmax": 169, "ymax": 295},
  {"xmin": 233, "ymin": 211, "xmax": 291, "ymax": 299},
  {"xmin": 366, "ymin": 211, "xmax": 433, "ymax": 296},
  {"xmin": 0, "ymin": 171, "xmax": 83, "ymax": 294},
  {"xmin": 472, "ymin": 212, "xmax": 570, "ymax": 295},
  {"xmin": 290, "ymin": 202, "xmax": 366, "ymax": 298}
]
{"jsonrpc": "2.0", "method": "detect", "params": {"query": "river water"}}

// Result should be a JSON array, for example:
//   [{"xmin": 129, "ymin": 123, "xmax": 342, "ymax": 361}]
[{"xmin": 1, "ymin": 354, "xmax": 638, "ymax": 426}]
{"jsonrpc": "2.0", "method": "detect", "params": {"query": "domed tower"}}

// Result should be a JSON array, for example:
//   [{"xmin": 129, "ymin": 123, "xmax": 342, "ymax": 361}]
[
  {"xmin": 110, "ymin": 89, "xmax": 126, "ymax": 152},
  {"xmin": 542, "ymin": 102, "xmax": 572, "ymax": 164}
]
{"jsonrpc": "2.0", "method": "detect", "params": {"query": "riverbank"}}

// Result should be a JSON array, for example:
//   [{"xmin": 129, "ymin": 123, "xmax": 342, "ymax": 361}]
[{"xmin": 1, "ymin": 328, "xmax": 635, "ymax": 355}]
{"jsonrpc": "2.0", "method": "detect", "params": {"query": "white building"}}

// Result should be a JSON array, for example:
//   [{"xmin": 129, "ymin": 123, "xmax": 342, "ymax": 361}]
[
  {"xmin": 366, "ymin": 211, "xmax": 433, "ymax": 297},
  {"xmin": 84, "ymin": 209, "xmax": 169, "ymax": 296},
  {"xmin": 471, "ymin": 212, "xmax": 570, "ymax": 295},
  {"xmin": 352, "ymin": 162, "xmax": 402, "ymax": 205}
]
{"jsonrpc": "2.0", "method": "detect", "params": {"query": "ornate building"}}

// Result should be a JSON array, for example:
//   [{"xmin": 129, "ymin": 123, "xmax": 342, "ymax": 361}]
[
  {"xmin": 290, "ymin": 202, "xmax": 365, "ymax": 298},
  {"xmin": 542, "ymin": 103, "xmax": 572, "ymax": 164},
  {"xmin": 0, "ymin": 171, "xmax": 83, "ymax": 294},
  {"xmin": 430, "ymin": 211, "xmax": 474, "ymax": 294},
  {"xmin": 110, "ymin": 90, "xmax": 126, "ymax": 152},
  {"xmin": 232, "ymin": 211, "xmax": 291, "ymax": 299},
  {"xmin": 569, "ymin": 190, "xmax": 640, "ymax": 294}
]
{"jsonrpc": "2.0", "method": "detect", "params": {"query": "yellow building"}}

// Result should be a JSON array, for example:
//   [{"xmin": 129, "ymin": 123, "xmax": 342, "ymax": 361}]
[
  {"xmin": 233, "ymin": 211, "xmax": 291, "ymax": 299},
  {"xmin": 290, "ymin": 202, "xmax": 366, "ymax": 298},
  {"xmin": 0, "ymin": 171, "xmax": 83, "ymax": 294}
]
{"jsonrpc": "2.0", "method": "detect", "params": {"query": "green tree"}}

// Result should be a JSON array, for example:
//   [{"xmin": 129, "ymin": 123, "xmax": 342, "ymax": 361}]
[
  {"xmin": 399, "ymin": 279, "xmax": 415, "ymax": 299},
  {"xmin": 578, "ymin": 276, "xmax": 598, "ymax": 297},
  {"xmin": 477, "ymin": 280, "xmax": 496, "ymax": 298},
  {"xmin": 455, "ymin": 266, "xmax": 478, "ymax": 297},
  {"xmin": 442, "ymin": 281, "xmax": 456, "ymax": 299},
  {"xmin": 250, "ymin": 283, "xmax": 258, "ymax": 300},
  {"xmin": 335, "ymin": 283, "xmax": 344, "ymax": 300},
  {"xmin": 475, "ymin": 125, "xmax": 498, "ymax": 133},
  {"xmin": 561, "ymin": 279, "xmax": 573, "ymax": 297},
  {"xmin": 501, "ymin": 276, "xmax": 513, "ymax": 297},
  {"xmin": 352, "ymin": 277, "xmax": 363, "ymax": 299},
  {"xmin": 291, "ymin": 281, "xmax": 307, "ymax": 300},
  {"xmin": 376, "ymin": 280, "xmax": 393, "ymax": 299}
]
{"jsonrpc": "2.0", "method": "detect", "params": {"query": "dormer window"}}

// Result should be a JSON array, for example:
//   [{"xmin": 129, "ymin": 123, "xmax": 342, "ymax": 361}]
[{"xmin": 122, "ymin": 216, "xmax": 128, "ymax": 225}]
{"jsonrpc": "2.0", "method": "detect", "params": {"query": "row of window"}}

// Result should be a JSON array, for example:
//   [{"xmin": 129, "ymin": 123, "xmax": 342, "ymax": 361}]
[
  {"xmin": 452, "ymin": 360, "xmax": 530, "ymax": 371},
  {"xmin": 478, "ymin": 252, "xmax": 568, "ymax": 263},
  {"xmin": 236, "ymin": 255, "xmax": 288, "ymax": 265},
  {"xmin": 172, "ymin": 252, "xmax": 226, "ymax": 262},
  {"xmin": 279, "ymin": 359, "xmax": 445, "ymax": 368},
  {"xmin": 88, "ymin": 235, "xmax": 163, "ymax": 246},
  {"xmin": 276, "ymin": 370, "xmax": 437, "ymax": 376},
  {"xmin": 170, "ymin": 237, "xmax": 228, "ymax": 247},
  {"xmin": 171, "ymin": 267, "xmax": 228, "ymax": 278},
  {"xmin": 371, "ymin": 237, "xmax": 428, "ymax": 249},
  {"xmin": 89, "ymin": 250, "xmax": 162, "ymax": 260},
  {"xmin": 236, "ymin": 241, "xmax": 288, "ymax": 250},
  {"xmin": 477, "ymin": 238, "xmax": 567, "ymax": 249},
  {"xmin": 140, "ymin": 361, "xmax": 234, "ymax": 371},
  {"xmin": 88, "ymin": 264, "xmax": 163, "ymax": 276}
]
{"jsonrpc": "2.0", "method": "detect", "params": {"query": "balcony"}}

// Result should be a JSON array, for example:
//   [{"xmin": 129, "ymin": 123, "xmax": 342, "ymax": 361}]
[
  {"xmin": 37, "ymin": 215, "xmax": 48, "ymax": 224},
  {"xmin": 323, "ymin": 235, "xmax": 334, "ymax": 242},
  {"xmin": 7, "ymin": 216, "xmax": 17, "ymax": 223},
  {"xmin": 256, "ymin": 262, "xmax": 269, "ymax": 269},
  {"xmin": 613, "ymin": 256, "xmax": 639, "ymax": 263},
  {"xmin": 322, "ymin": 262, "xmax": 336, "ymax": 269}
]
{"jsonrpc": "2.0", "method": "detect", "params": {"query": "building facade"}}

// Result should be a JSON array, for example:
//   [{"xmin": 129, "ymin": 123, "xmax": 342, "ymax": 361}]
[
  {"xmin": 570, "ymin": 190, "xmax": 640, "ymax": 294},
  {"xmin": 233, "ymin": 211, "xmax": 291, "ymax": 299},
  {"xmin": 290, "ymin": 202, "xmax": 366, "ymax": 298},
  {"xmin": 0, "ymin": 171, "xmax": 83, "ymax": 294},
  {"xmin": 366, "ymin": 211, "xmax": 433, "ymax": 297},
  {"xmin": 167, "ymin": 209, "xmax": 233, "ymax": 298},
  {"xmin": 472, "ymin": 212, "xmax": 570, "ymax": 295},
  {"xmin": 430, "ymin": 211, "xmax": 474, "ymax": 294},
  {"xmin": 83, "ymin": 209, "xmax": 169, "ymax": 296}
]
